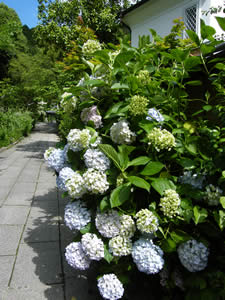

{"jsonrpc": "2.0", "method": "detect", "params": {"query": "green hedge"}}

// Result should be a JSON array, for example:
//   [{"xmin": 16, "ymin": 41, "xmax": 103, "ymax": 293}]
[{"xmin": 0, "ymin": 110, "xmax": 33, "ymax": 147}]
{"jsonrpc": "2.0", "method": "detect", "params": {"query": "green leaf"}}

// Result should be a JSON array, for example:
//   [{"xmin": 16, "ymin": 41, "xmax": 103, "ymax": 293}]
[
  {"xmin": 184, "ymin": 56, "xmax": 202, "ymax": 71},
  {"xmin": 193, "ymin": 206, "xmax": 208, "ymax": 225},
  {"xmin": 222, "ymin": 171, "xmax": 225, "ymax": 178},
  {"xmin": 118, "ymin": 145, "xmax": 135, "ymax": 171},
  {"xmin": 140, "ymin": 161, "xmax": 164, "ymax": 176},
  {"xmin": 80, "ymin": 223, "xmax": 91, "ymax": 234},
  {"xmin": 186, "ymin": 30, "xmax": 201, "ymax": 46},
  {"xmin": 185, "ymin": 80, "xmax": 202, "ymax": 86},
  {"xmin": 151, "ymin": 178, "xmax": 176, "ymax": 195},
  {"xmin": 104, "ymin": 102, "xmax": 124, "ymax": 119},
  {"xmin": 127, "ymin": 176, "xmax": 150, "ymax": 192},
  {"xmin": 178, "ymin": 158, "xmax": 196, "ymax": 169},
  {"xmin": 161, "ymin": 237, "xmax": 177, "ymax": 253},
  {"xmin": 113, "ymin": 50, "xmax": 135, "ymax": 67},
  {"xmin": 98, "ymin": 144, "xmax": 121, "ymax": 170},
  {"xmin": 185, "ymin": 142, "xmax": 198, "ymax": 155},
  {"xmin": 216, "ymin": 16, "xmax": 225, "ymax": 31},
  {"xmin": 127, "ymin": 156, "xmax": 150, "ymax": 167},
  {"xmin": 100, "ymin": 196, "xmax": 110, "ymax": 212},
  {"xmin": 200, "ymin": 19, "xmax": 216, "ymax": 40},
  {"xmin": 104, "ymin": 244, "xmax": 114, "ymax": 263},
  {"xmin": 214, "ymin": 210, "xmax": 225, "ymax": 231},
  {"xmin": 111, "ymin": 83, "xmax": 129, "ymax": 89},
  {"xmin": 110, "ymin": 184, "xmax": 131, "ymax": 208},
  {"xmin": 170, "ymin": 230, "xmax": 191, "ymax": 244},
  {"xmin": 93, "ymin": 50, "xmax": 110, "ymax": 64},
  {"xmin": 203, "ymin": 105, "xmax": 212, "ymax": 111},
  {"xmin": 220, "ymin": 197, "xmax": 225, "ymax": 209},
  {"xmin": 83, "ymin": 79, "xmax": 105, "ymax": 87}
]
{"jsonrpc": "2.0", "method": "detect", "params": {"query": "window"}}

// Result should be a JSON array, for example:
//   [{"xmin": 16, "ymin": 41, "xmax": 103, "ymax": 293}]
[{"xmin": 184, "ymin": 4, "xmax": 197, "ymax": 38}]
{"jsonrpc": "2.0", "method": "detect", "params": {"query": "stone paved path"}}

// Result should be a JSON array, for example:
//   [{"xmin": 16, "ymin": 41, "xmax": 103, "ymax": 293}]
[{"xmin": 0, "ymin": 123, "xmax": 98, "ymax": 300}]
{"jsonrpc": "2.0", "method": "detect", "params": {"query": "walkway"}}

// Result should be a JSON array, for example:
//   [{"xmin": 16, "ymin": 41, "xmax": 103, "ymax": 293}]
[{"xmin": 0, "ymin": 123, "xmax": 98, "ymax": 300}]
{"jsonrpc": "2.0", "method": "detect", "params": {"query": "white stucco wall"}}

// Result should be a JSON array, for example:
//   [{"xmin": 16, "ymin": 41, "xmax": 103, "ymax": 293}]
[{"xmin": 123, "ymin": 0, "xmax": 224, "ymax": 47}]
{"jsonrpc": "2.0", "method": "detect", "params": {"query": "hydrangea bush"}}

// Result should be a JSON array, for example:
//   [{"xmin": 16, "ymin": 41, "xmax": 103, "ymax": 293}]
[{"xmin": 44, "ymin": 18, "xmax": 225, "ymax": 299}]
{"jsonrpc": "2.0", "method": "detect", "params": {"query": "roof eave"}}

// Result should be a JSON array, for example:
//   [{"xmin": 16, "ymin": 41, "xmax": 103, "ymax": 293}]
[{"xmin": 121, "ymin": 0, "xmax": 150, "ymax": 17}]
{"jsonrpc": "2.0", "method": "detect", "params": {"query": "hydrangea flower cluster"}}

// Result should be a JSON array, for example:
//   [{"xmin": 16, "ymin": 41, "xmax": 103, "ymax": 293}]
[
  {"xmin": 81, "ymin": 233, "xmax": 104, "ymax": 261},
  {"xmin": 132, "ymin": 238, "xmax": 164, "ymax": 274},
  {"xmin": 110, "ymin": 120, "xmax": 136, "ymax": 144},
  {"xmin": 84, "ymin": 149, "xmax": 110, "ymax": 172},
  {"xmin": 146, "ymin": 108, "xmax": 164, "ymax": 122},
  {"xmin": 137, "ymin": 70, "xmax": 151, "ymax": 85},
  {"xmin": 80, "ymin": 106, "xmax": 102, "ymax": 128},
  {"xmin": 147, "ymin": 127, "xmax": 176, "ymax": 151},
  {"xmin": 65, "ymin": 172, "xmax": 86, "ymax": 199},
  {"xmin": 83, "ymin": 168, "xmax": 109, "ymax": 194},
  {"xmin": 203, "ymin": 184, "xmax": 223, "ymax": 206},
  {"xmin": 56, "ymin": 167, "xmax": 75, "ymax": 191},
  {"xmin": 64, "ymin": 200, "xmax": 91, "ymax": 230},
  {"xmin": 135, "ymin": 209, "xmax": 159, "ymax": 234},
  {"xmin": 129, "ymin": 95, "xmax": 149, "ymax": 116},
  {"xmin": 159, "ymin": 189, "xmax": 180, "ymax": 218},
  {"xmin": 95, "ymin": 210, "xmax": 121, "ymax": 238},
  {"xmin": 44, "ymin": 147, "xmax": 55, "ymax": 161},
  {"xmin": 67, "ymin": 128, "xmax": 91, "ymax": 152},
  {"xmin": 65, "ymin": 242, "xmax": 91, "ymax": 270},
  {"xmin": 179, "ymin": 171, "xmax": 205, "ymax": 189},
  {"xmin": 60, "ymin": 92, "xmax": 77, "ymax": 112},
  {"xmin": 45, "ymin": 148, "xmax": 66, "ymax": 172},
  {"xmin": 109, "ymin": 235, "xmax": 132, "ymax": 256},
  {"xmin": 119, "ymin": 214, "xmax": 136, "ymax": 238},
  {"xmin": 82, "ymin": 39, "xmax": 101, "ymax": 56},
  {"xmin": 177, "ymin": 239, "xmax": 209, "ymax": 272},
  {"xmin": 97, "ymin": 274, "xmax": 124, "ymax": 300}
]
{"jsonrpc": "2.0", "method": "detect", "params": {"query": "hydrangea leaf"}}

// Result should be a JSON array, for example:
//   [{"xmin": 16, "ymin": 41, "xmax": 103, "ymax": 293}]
[
  {"xmin": 99, "ymin": 144, "xmax": 122, "ymax": 170},
  {"xmin": 220, "ymin": 197, "xmax": 225, "ymax": 209},
  {"xmin": 127, "ymin": 176, "xmax": 150, "ymax": 192},
  {"xmin": 100, "ymin": 196, "xmax": 110, "ymax": 212},
  {"xmin": 170, "ymin": 230, "xmax": 192, "ymax": 245},
  {"xmin": 151, "ymin": 178, "xmax": 176, "ymax": 196},
  {"xmin": 140, "ymin": 161, "xmax": 164, "ymax": 176},
  {"xmin": 104, "ymin": 244, "xmax": 114, "ymax": 263},
  {"xmin": 193, "ymin": 206, "xmax": 208, "ymax": 225},
  {"xmin": 127, "ymin": 156, "xmax": 150, "ymax": 167},
  {"xmin": 110, "ymin": 184, "xmax": 131, "ymax": 208},
  {"xmin": 80, "ymin": 223, "xmax": 91, "ymax": 234}
]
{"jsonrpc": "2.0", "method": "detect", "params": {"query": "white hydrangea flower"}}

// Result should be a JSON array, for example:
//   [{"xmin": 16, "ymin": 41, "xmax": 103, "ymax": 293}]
[
  {"xmin": 67, "ymin": 128, "xmax": 92, "ymax": 152},
  {"xmin": 64, "ymin": 200, "xmax": 91, "ymax": 230},
  {"xmin": 146, "ymin": 108, "xmax": 164, "ymax": 122},
  {"xmin": 65, "ymin": 242, "xmax": 91, "ymax": 270},
  {"xmin": 109, "ymin": 236, "xmax": 132, "ymax": 257},
  {"xmin": 44, "ymin": 147, "xmax": 55, "ymax": 161},
  {"xmin": 80, "ymin": 106, "xmax": 102, "ymax": 129},
  {"xmin": 83, "ymin": 168, "xmax": 109, "ymax": 194},
  {"xmin": 137, "ymin": 70, "xmax": 151, "ymax": 85},
  {"xmin": 46, "ymin": 148, "xmax": 65, "ymax": 172},
  {"xmin": 203, "ymin": 184, "xmax": 223, "ymax": 206},
  {"xmin": 110, "ymin": 120, "xmax": 136, "ymax": 145},
  {"xmin": 135, "ymin": 209, "xmax": 159, "ymax": 234},
  {"xmin": 60, "ymin": 92, "xmax": 77, "ymax": 111},
  {"xmin": 84, "ymin": 149, "xmax": 110, "ymax": 172},
  {"xmin": 177, "ymin": 239, "xmax": 209, "ymax": 272},
  {"xmin": 65, "ymin": 171, "xmax": 86, "ymax": 199},
  {"xmin": 56, "ymin": 167, "xmax": 75, "ymax": 191},
  {"xmin": 97, "ymin": 274, "xmax": 124, "ymax": 300},
  {"xmin": 119, "ymin": 214, "xmax": 136, "ymax": 238},
  {"xmin": 132, "ymin": 238, "xmax": 164, "ymax": 274},
  {"xmin": 159, "ymin": 189, "xmax": 181, "ymax": 218},
  {"xmin": 89, "ymin": 135, "xmax": 102, "ymax": 148},
  {"xmin": 95, "ymin": 210, "xmax": 121, "ymax": 238},
  {"xmin": 147, "ymin": 127, "xmax": 176, "ymax": 151},
  {"xmin": 82, "ymin": 40, "xmax": 101, "ymax": 56},
  {"xmin": 81, "ymin": 233, "xmax": 104, "ymax": 261}
]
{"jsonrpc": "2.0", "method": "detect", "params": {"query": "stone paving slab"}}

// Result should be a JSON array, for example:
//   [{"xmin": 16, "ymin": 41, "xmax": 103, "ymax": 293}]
[
  {"xmin": 0, "ymin": 225, "xmax": 23, "ymax": 255},
  {"xmin": 0, "ymin": 255, "xmax": 15, "ymax": 287},
  {"xmin": 10, "ymin": 242, "xmax": 63, "ymax": 289},
  {"xmin": 0, "ymin": 206, "xmax": 30, "ymax": 225},
  {"xmin": 4, "ymin": 192, "xmax": 34, "ymax": 206},
  {"xmin": 1, "ymin": 285, "xmax": 64, "ymax": 300},
  {"xmin": 22, "ymin": 221, "xmax": 59, "ymax": 243}
]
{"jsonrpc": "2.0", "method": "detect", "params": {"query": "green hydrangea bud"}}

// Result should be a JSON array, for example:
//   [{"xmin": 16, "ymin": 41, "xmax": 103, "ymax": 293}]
[
  {"xmin": 82, "ymin": 40, "xmax": 102, "ymax": 56},
  {"xmin": 135, "ymin": 208, "xmax": 159, "ymax": 233},
  {"xmin": 137, "ymin": 70, "xmax": 151, "ymax": 85},
  {"xmin": 147, "ymin": 127, "xmax": 176, "ymax": 151},
  {"xmin": 129, "ymin": 95, "xmax": 149, "ymax": 116},
  {"xmin": 159, "ymin": 189, "xmax": 180, "ymax": 218}
]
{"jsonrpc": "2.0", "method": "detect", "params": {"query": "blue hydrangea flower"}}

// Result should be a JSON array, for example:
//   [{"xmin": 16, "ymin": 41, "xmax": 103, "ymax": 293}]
[{"xmin": 146, "ymin": 108, "xmax": 164, "ymax": 122}]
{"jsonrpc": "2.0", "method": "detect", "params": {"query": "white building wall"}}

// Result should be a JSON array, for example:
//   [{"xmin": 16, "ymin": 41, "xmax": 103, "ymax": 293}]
[{"xmin": 123, "ymin": 0, "xmax": 224, "ymax": 47}]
